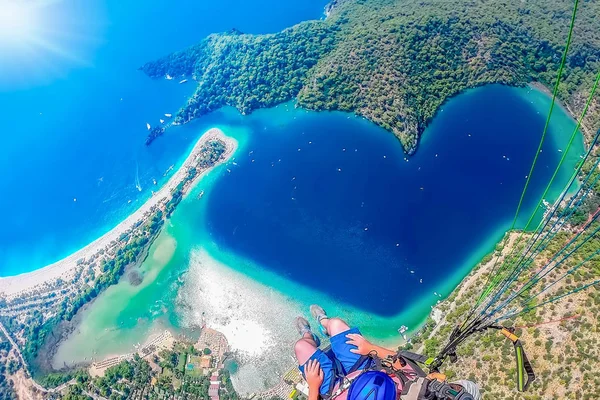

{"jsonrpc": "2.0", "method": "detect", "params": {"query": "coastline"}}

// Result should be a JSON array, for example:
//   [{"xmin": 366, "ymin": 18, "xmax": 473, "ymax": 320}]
[
  {"xmin": 0, "ymin": 128, "xmax": 237, "ymax": 298},
  {"xmin": 527, "ymin": 81, "xmax": 593, "ymax": 142}
]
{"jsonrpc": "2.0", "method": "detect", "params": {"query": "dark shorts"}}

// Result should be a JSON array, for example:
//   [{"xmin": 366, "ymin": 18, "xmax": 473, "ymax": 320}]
[{"xmin": 298, "ymin": 327, "xmax": 370, "ymax": 396}]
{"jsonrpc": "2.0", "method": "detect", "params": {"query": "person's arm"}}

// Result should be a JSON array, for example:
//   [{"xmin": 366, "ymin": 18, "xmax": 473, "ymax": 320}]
[
  {"xmin": 345, "ymin": 333, "xmax": 397, "ymax": 358},
  {"xmin": 346, "ymin": 333, "xmax": 410, "ymax": 371},
  {"xmin": 305, "ymin": 359, "xmax": 324, "ymax": 400}
]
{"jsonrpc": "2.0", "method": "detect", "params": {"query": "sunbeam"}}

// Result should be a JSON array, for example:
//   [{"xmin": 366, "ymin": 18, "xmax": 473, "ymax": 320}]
[{"xmin": 0, "ymin": 0, "xmax": 105, "ymax": 90}]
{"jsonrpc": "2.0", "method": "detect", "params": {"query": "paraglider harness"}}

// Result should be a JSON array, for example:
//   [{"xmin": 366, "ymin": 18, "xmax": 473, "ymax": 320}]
[
  {"xmin": 321, "ymin": 325, "xmax": 535, "ymax": 400},
  {"xmin": 321, "ymin": 349, "xmax": 475, "ymax": 400}
]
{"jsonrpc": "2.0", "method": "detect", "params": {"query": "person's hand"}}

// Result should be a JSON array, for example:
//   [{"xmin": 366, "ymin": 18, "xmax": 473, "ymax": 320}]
[
  {"xmin": 305, "ymin": 359, "xmax": 324, "ymax": 391},
  {"xmin": 346, "ymin": 333, "xmax": 375, "ymax": 355}
]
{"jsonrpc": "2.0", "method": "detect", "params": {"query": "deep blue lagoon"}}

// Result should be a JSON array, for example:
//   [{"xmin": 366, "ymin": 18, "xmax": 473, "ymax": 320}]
[{"xmin": 204, "ymin": 85, "xmax": 583, "ymax": 316}]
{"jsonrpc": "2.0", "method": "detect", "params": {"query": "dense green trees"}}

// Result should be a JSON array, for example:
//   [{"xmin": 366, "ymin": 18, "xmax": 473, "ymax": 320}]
[
  {"xmin": 142, "ymin": 0, "xmax": 600, "ymax": 152},
  {"xmin": 0, "ymin": 333, "xmax": 16, "ymax": 400},
  {"xmin": 76, "ymin": 350, "xmax": 239, "ymax": 400},
  {"xmin": 141, "ymin": 23, "xmax": 337, "ymax": 144}
]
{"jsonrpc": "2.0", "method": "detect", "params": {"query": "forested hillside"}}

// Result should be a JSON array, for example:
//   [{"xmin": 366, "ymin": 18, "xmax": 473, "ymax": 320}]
[{"xmin": 141, "ymin": 0, "xmax": 600, "ymax": 152}]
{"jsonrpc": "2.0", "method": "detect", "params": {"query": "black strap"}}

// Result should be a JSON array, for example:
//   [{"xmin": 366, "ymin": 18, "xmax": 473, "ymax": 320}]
[
  {"xmin": 397, "ymin": 351, "xmax": 428, "ymax": 378},
  {"xmin": 322, "ymin": 357, "xmax": 346, "ymax": 399},
  {"xmin": 347, "ymin": 355, "xmax": 372, "ymax": 375}
]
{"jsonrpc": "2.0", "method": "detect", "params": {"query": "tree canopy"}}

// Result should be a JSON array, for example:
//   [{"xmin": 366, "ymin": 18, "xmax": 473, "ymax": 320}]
[{"xmin": 141, "ymin": 0, "xmax": 600, "ymax": 152}]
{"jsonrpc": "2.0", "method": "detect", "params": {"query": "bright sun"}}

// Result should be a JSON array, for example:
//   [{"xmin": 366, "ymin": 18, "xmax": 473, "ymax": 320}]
[
  {"xmin": 0, "ymin": 2, "xmax": 39, "ymax": 47},
  {"xmin": 0, "ymin": 0, "xmax": 105, "ymax": 90}
]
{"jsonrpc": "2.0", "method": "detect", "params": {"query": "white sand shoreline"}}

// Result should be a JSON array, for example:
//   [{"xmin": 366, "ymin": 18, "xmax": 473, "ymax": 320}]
[{"xmin": 0, "ymin": 128, "xmax": 237, "ymax": 298}]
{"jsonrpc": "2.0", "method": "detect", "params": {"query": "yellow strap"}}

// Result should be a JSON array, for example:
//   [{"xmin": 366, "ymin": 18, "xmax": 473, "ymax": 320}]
[{"xmin": 500, "ymin": 328, "xmax": 519, "ymax": 343}]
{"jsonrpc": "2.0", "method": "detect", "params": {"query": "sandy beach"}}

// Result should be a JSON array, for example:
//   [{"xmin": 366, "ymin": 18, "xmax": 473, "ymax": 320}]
[{"xmin": 0, "ymin": 128, "xmax": 237, "ymax": 298}]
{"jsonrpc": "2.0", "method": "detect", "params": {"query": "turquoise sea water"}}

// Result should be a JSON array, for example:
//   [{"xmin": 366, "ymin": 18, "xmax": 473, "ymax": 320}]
[
  {"xmin": 51, "ymin": 85, "xmax": 583, "ymax": 392},
  {"xmin": 0, "ymin": 0, "xmax": 327, "ymax": 276}
]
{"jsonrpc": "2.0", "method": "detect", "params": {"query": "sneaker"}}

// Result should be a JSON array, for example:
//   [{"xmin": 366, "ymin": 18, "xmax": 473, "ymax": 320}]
[
  {"xmin": 310, "ymin": 304, "xmax": 329, "ymax": 336},
  {"xmin": 294, "ymin": 316, "xmax": 321, "ymax": 347}
]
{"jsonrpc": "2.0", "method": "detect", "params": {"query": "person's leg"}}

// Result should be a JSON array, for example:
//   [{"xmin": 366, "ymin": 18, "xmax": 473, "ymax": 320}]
[
  {"xmin": 310, "ymin": 305, "xmax": 369, "ymax": 375},
  {"xmin": 320, "ymin": 317, "xmax": 351, "ymax": 337},
  {"xmin": 294, "ymin": 317, "xmax": 335, "ymax": 396},
  {"xmin": 294, "ymin": 333, "xmax": 320, "ymax": 365}
]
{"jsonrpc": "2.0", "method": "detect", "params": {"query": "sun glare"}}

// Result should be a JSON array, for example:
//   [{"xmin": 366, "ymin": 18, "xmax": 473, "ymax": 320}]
[
  {"xmin": 0, "ymin": 0, "xmax": 105, "ymax": 90},
  {"xmin": 0, "ymin": 2, "xmax": 39, "ymax": 46}
]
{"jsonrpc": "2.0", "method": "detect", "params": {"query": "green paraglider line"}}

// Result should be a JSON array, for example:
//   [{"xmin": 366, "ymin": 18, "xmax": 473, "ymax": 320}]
[{"xmin": 477, "ymin": 0, "xmax": 581, "ymax": 304}]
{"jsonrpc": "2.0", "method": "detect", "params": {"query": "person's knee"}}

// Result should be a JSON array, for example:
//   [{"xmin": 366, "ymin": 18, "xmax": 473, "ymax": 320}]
[
  {"xmin": 327, "ymin": 318, "xmax": 350, "ymax": 336},
  {"xmin": 294, "ymin": 339, "xmax": 317, "ymax": 362},
  {"xmin": 294, "ymin": 339, "xmax": 309, "ymax": 355}
]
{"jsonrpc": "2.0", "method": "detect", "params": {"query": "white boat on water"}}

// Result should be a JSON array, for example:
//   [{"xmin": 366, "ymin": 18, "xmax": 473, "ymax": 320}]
[
  {"xmin": 163, "ymin": 165, "xmax": 174, "ymax": 176},
  {"xmin": 146, "ymin": 123, "xmax": 151, "ymax": 130},
  {"xmin": 165, "ymin": 113, "xmax": 172, "ymax": 118},
  {"xmin": 165, "ymin": 74, "xmax": 173, "ymax": 80},
  {"xmin": 398, "ymin": 325, "xmax": 408, "ymax": 334},
  {"xmin": 179, "ymin": 79, "xmax": 188, "ymax": 84},
  {"xmin": 160, "ymin": 119, "xmax": 165, "ymax": 124}
]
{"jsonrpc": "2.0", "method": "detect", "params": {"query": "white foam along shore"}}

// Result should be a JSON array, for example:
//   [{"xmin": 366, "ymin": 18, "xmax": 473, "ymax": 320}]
[{"xmin": 0, "ymin": 128, "xmax": 237, "ymax": 298}]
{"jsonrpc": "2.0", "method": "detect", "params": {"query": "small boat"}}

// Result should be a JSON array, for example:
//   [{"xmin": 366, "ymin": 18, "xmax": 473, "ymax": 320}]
[
  {"xmin": 179, "ymin": 79, "xmax": 188, "ymax": 84},
  {"xmin": 165, "ymin": 113, "xmax": 172, "ymax": 118},
  {"xmin": 160, "ymin": 119, "xmax": 165, "ymax": 124},
  {"xmin": 197, "ymin": 190, "xmax": 205, "ymax": 199},
  {"xmin": 146, "ymin": 123, "xmax": 151, "ymax": 130},
  {"xmin": 166, "ymin": 74, "xmax": 173, "ymax": 80},
  {"xmin": 398, "ymin": 325, "xmax": 408, "ymax": 334},
  {"xmin": 558, "ymin": 149, "xmax": 563, "ymax": 153}
]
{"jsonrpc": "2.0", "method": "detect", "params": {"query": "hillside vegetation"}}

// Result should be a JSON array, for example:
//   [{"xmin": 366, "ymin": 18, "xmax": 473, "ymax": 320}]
[
  {"xmin": 409, "ymin": 192, "xmax": 600, "ymax": 399},
  {"xmin": 141, "ymin": 0, "xmax": 600, "ymax": 151}
]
